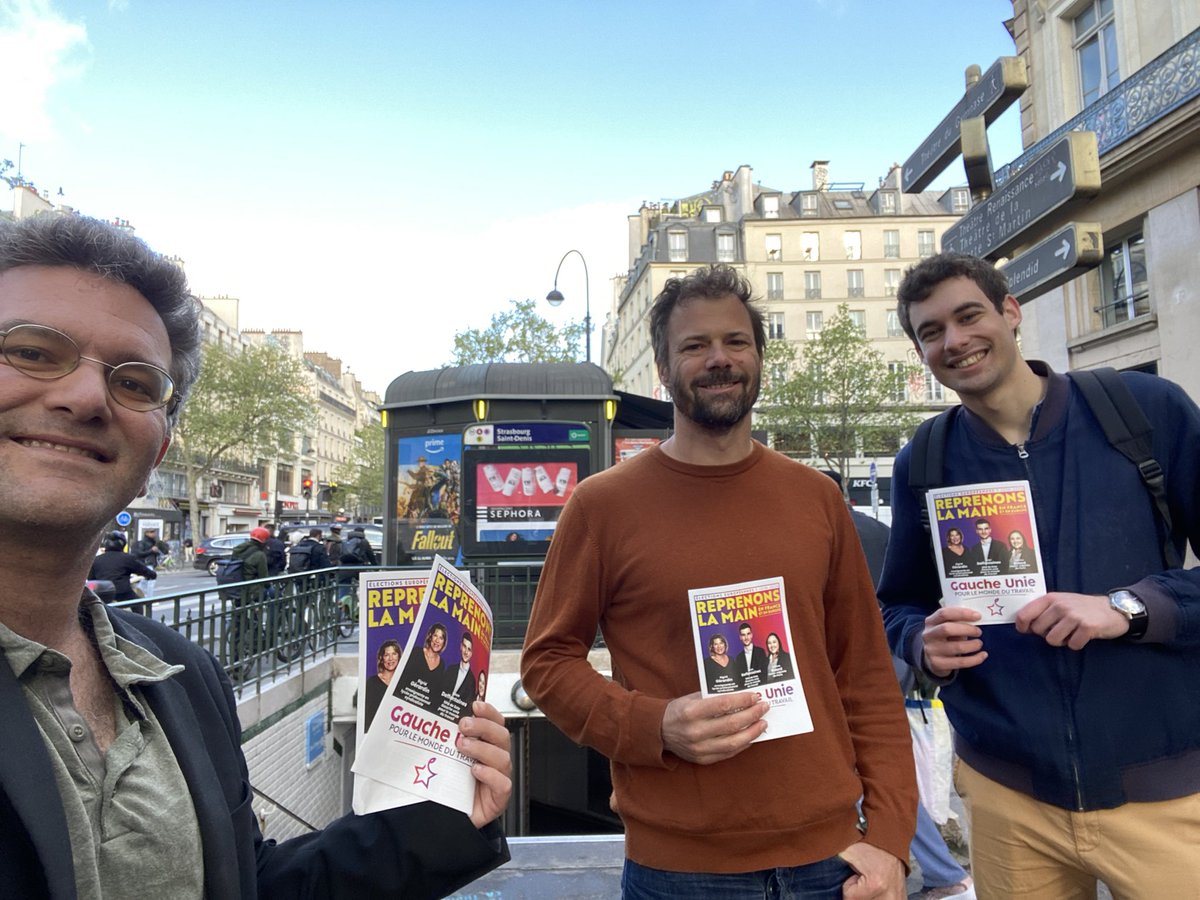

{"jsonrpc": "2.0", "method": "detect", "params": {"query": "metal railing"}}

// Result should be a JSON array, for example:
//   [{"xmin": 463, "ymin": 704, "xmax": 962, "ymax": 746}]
[
  {"xmin": 115, "ymin": 562, "xmax": 548, "ymax": 693},
  {"xmin": 114, "ymin": 567, "xmax": 358, "ymax": 695}
]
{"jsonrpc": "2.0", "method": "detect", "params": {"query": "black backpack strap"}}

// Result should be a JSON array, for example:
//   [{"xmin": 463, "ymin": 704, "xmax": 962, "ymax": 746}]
[
  {"xmin": 908, "ymin": 408, "xmax": 956, "ymax": 537},
  {"xmin": 1069, "ymin": 368, "xmax": 1181, "ymax": 569}
]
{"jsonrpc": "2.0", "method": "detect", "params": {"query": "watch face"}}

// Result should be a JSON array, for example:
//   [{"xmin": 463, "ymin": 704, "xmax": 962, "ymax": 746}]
[{"xmin": 1111, "ymin": 592, "xmax": 1145, "ymax": 618}]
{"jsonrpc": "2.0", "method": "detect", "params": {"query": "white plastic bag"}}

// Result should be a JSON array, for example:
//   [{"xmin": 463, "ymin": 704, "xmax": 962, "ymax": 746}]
[{"xmin": 906, "ymin": 697, "xmax": 953, "ymax": 823}]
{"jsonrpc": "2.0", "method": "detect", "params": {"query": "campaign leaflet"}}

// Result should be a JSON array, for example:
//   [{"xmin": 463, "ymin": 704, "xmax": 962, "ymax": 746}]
[
  {"xmin": 353, "ymin": 570, "xmax": 429, "ymax": 815},
  {"xmin": 688, "ymin": 576, "xmax": 813, "ymax": 742},
  {"xmin": 924, "ymin": 480, "xmax": 1047, "ymax": 625},
  {"xmin": 352, "ymin": 556, "xmax": 493, "ymax": 816}
]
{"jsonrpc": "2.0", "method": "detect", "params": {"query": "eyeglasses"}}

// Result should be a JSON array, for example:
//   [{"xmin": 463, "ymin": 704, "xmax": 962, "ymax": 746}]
[{"xmin": 0, "ymin": 323, "xmax": 177, "ymax": 413}]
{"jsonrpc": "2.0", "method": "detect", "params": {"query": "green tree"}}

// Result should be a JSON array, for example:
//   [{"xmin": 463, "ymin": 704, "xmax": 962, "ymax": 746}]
[
  {"xmin": 759, "ymin": 304, "xmax": 920, "ymax": 497},
  {"xmin": 333, "ymin": 421, "xmax": 385, "ymax": 518},
  {"xmin": 172, "ymin": 342, "xmax": 314, "ymax": 542},
  {"xmin": 448, "ymin": 298, "xmax": 585, "ymax": 365}
]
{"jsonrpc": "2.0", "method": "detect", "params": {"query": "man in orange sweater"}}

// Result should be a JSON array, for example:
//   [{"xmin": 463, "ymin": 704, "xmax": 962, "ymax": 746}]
[{"xmin": 522, "ymin": 265, "xmax": 916, "ymax": 898}]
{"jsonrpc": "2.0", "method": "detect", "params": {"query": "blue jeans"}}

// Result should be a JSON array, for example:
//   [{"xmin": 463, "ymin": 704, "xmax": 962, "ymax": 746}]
[
  {"xmin": 622, "ymin": 856, "xmax": 855, "ymax": 899},
  {"xmin": 911, "ymin": 800, "xmax": 967, "ymax": 889}
]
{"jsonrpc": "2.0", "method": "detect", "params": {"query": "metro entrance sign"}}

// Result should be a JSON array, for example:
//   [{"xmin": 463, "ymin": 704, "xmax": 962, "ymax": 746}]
[
  {"xmin": 940, "ymin": 131, "xmax": 1101, "ymax": 261},
  {"xmin": 901, "ymin": 57, "xmax": 1027, "ymax": 193},
  {"xmin": 1001, "ymin": 222, "xmax": 1103, "ymax": 304}
]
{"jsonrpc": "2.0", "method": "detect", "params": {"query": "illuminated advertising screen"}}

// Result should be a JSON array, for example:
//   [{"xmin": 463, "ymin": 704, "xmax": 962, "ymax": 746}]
[
  {"xmin": 394, "ymin": 433, "xmax": 462, "ymax": 563},
  {"xmin": 461, "ymin": 422, "xmax": 591, "ymax": 557}
]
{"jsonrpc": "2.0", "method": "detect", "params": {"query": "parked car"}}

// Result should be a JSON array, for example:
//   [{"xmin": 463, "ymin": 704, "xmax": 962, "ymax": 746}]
[{"xmin": 193, "ymin": 533, "xmax": 252, "ymax": 576}]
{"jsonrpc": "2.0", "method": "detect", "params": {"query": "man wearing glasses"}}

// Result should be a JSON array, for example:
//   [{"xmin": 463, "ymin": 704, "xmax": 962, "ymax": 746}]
[{"xmin": 0, "ymin": 214, "xmax": 511, "ymax": 897}]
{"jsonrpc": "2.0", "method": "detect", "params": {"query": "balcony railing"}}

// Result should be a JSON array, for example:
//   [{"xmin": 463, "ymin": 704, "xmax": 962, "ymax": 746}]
[{"xmin": 996, "ymin": 27, "xmax": 1200, "ymax": 186}]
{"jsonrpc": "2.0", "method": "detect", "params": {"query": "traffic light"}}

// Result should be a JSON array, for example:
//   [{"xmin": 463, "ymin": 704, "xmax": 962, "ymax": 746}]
[
  {"xmin": 329, "ymin": 482, "xmax": 338, "ymax": 495},
  {"xmin": 302, "ymin": 477, "xmax": 313, "ymax": 498}
]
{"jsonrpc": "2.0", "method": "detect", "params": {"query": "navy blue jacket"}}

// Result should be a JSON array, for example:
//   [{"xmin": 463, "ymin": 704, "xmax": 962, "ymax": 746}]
[
  {"xmin": 0, "ymin": 605, "xmax": 507, "ymax": 898},
  {"xmin": 879, "ymin": 364, "xmax": 1200, "ymax": 811}
]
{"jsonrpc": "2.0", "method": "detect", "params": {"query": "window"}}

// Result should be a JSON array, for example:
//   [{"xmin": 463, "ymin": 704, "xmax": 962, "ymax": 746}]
[
  {"xmin": 768, "ymin": 311, "xmax": 786, "ymax": 341},
  {"xmin": 1074, "ymin": 0, "xmax": 1119, "ymax": 106},
  {"xmin": 887, "ymin": 362, "xmax": 907, "ymax": 402},
  {"xmin": 923, "ymin": 365, "xmax": 945, "ymax": 402},
  {"xmin": 805, "ymin": 271, "xmax": 822, "ymax": 299},
  {"xmin": 883, "ymin": 230, "xmax": 900, "ymax": 258},
  {"xmin": 884, "ymin": 269, "xmax": 900, "ymax": 297},
  {"xmin": 704, "ymin": 207, "xmax": 723, "ymax": 223},
  {"xmin": 800, "ymin": 193, "xmax": 818, "ymax": 217},
  {"xmin": 801, "ymin": 232, "xmax": 820, "ymax": 261},
  {"xmin": 886, "ymin": 309, "xmax": 904, "ymax": 337},
  {"xmin": 918, "ymin": 230, "xmax": 936, "ymax": 258},
  {"xmin": 767, "ymin": 272, "xmax": 784, "ymax": 301},
  {"xmin": 765, "ymin": 233, "xmax": 783, "ymax": 261},
  {"xmin": 879, "ymin": 192, "xmax": 897, "ymax": 214},
  {"xmin": 805, "ymin": 311, "xmax": 823, "ymax": 339},
  {"xmin": 668, "ymin": 230, "xmax": 688, "ymax": 262},
  {"xmin": 1098, "ymin": 232, "xmax": 1148, "ymax": 328},
  {"xmin": 768, "ymin": 361, "xmax": 789, "ymax": 389},
  {"xmin": 717, "ymin": 232, "xmax": 735, "ymax": 262},
  {"xmin": 847, "ymin": 269, "xmax": 865, "ymax": 297},
  {"xmin": 763, "ymin": 196, "xmax": 780, "ymax": 219},
  {"xmin": 276, "ymin": 463, "xmax": 295, "ymax": 494},
  {"xmin": 843, "ymin": 231, "xmax": 862, "ymax": 260},
  {"xmin": 951, "ymin": 188, "xmax": 971, "ymax": 214},
  {"xmin": 848, "ymin": 309, "xmax": 866, "ymax": 334}
]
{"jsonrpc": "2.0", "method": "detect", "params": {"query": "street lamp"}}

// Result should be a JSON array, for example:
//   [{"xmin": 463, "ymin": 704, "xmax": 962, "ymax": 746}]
[{"xmin": 546, "ymin": 249, "xmax": 591, "ymax": 363}]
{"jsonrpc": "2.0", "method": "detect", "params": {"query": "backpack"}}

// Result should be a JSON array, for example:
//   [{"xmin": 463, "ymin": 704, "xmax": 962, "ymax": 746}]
[
  {"xmin": 341, "ymin": 536, "xmax": 367, "ymax": 565},
  {"xmin": 213, "ymin": 556, "xmax": 246, "ymax": 597},
  {"xmin": 288, "ymin": 542, "xmax": 315, "ymax": 573},
  {"xmin": 265, "ymin": 540, "xmax": 286, "ymax": 574},
  {"xmin": 908, "ymin": 367, "xmax": 1180, "ymax": 568}
]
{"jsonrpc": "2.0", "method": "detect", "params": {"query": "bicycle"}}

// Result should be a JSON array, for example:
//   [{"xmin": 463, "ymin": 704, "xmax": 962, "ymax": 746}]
[{"xmin": 220, "ymin": 581, "xmax": 316, "ymax": 682}]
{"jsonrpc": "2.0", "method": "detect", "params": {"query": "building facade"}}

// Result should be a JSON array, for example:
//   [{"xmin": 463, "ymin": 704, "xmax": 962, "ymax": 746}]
[
  {"xmin": 1002, "ymin": 2, "xmax": 1200, "ymax": 399},
  {"xmin": 604, "ymin": 163, "xmax": 968, "ymax": 498}
]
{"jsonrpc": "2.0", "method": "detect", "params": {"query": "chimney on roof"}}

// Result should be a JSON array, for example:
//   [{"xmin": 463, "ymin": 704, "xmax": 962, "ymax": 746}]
[{"xmin": 811, "ymin": 160, "xmax": 830, "ymax": 192}]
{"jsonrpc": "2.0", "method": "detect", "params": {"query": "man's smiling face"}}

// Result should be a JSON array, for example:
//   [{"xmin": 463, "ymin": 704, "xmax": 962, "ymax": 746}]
[
  {"xmin": 0, "ymin": 266, "xmax": 171, "ymax": 536},
  {"xmin": 908, "ymin": 275, "xmax": 1022, "ymax": 403}
]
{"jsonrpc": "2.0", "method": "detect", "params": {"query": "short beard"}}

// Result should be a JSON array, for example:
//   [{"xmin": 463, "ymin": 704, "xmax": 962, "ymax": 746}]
[{"xmin": 673, "ymin": 370, "xmax": 760, "ymax": 432}]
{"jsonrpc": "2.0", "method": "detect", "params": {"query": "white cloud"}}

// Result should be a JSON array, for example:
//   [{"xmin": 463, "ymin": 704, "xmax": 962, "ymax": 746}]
[{"xmin": 0, "ymin": 0, "xmax": 88, "ymax": 145}]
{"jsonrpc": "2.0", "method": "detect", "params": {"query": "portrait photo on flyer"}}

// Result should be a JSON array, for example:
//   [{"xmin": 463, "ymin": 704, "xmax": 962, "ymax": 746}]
[
  {"xmin": 924, "ymin": 479, "xmax": 1047, "ymax": 624},
  {"xmin": 688, "ymin": 575, "xmax": 813, "ymax": 741},
  {"xmin": 353, "ymin": 570, "xmax": 429, "ymax": 815},
  {"xmin": 352, "ymin": 556, "xmax": 494, "ymax": 815}
]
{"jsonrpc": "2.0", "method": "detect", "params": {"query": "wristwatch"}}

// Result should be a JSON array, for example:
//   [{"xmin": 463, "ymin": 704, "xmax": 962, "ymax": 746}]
[{"xmin": 1109, "ymin": 590, "xmax": 1148, "ymax": 640}]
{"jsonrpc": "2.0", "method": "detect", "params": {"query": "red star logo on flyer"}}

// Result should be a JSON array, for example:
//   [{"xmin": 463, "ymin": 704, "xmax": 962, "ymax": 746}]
[
  {"xmin": 413, "ymin": 757, "xmax": 439, "ymax": 789},
  {"xmin": 987, "ymin": 599, "xmax": 1005, "ymax": 617}
]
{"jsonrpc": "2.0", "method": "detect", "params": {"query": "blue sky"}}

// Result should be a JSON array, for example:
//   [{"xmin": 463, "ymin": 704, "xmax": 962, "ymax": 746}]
[{"xmin": 2, "ymin": 0, "xmax": 1024, "ymax": 392}]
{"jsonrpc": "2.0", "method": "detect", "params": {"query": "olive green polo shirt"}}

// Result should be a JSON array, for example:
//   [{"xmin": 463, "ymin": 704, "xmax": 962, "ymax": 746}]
[{"xmin": 0, "ymin": 597, "xmax": 204, "ymax": 899}]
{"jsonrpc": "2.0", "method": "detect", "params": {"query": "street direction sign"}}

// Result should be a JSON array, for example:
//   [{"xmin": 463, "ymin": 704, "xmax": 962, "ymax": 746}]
[
  {"xmin": 941, "ymin": 131, "xmax": 1100, "ymax": 261},
  {"xmin": 1002, "ymin": 222, "xmax": 1103, "ymax": 304},
  {"xmin": 902, "ymin": 56, "xmax": 1027, "ymax": 193}
]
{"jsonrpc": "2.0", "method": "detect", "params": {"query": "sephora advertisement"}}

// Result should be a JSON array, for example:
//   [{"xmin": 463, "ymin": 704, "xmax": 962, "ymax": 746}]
[
  {"xmin": 461, "ymin": 422, "xmax": 591, "ymax": 556},
  {"xmin": 394, "ymin": 433, "xmax": 462, "ymax": 563}
]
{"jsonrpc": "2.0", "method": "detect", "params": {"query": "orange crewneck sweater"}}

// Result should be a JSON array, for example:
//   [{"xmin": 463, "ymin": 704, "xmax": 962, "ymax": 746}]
[{"xmin": 522, "ymin": 442, "xmax": 916, "ymax": 872}]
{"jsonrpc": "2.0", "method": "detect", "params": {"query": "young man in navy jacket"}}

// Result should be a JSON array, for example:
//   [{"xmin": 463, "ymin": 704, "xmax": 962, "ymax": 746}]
[{"xmin": 878, "ymin": 252, "xmax": 1200, "ymax": 898}]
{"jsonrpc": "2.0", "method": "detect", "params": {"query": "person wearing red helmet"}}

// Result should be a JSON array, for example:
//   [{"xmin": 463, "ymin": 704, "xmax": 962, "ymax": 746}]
[{"xmin": 230, "ymin": 527, "xmax": 271, "ymax": 605}]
